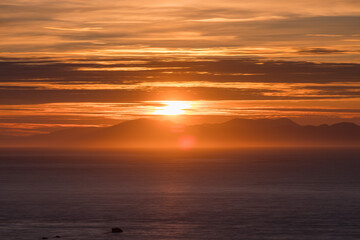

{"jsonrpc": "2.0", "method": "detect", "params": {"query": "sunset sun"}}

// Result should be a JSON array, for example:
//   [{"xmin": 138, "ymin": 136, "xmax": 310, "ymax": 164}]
[{"xmin": 153, "ymin": 101, "xmax": 192, "ymax": 115}]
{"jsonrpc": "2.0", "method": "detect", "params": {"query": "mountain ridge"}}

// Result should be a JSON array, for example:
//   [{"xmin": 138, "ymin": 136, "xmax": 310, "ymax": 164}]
[{"xmin": 1, "ymin": 118, "xmax": 360, "ymax": 148}]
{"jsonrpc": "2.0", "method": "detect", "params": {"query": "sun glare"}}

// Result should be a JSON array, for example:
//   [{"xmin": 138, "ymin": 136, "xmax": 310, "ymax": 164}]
[{"xmin": 153, "ymin": 101, "xmax": 192, "ymax": 115}]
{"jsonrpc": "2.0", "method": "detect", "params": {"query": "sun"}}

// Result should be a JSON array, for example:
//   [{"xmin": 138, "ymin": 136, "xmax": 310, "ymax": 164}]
[{"xmin": 153, "ymin": 101, "xmax": 192, "ymax": 115}]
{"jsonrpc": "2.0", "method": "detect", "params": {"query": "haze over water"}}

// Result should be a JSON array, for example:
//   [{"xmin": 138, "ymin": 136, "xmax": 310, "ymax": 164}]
[{"xmin": 1, "ymin": 148, "xmax": 360, "ymax": 240}]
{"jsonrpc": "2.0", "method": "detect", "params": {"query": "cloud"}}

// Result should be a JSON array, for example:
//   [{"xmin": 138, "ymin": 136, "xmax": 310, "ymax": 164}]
[
  {"xmin": 306, "ymin": 34, "xmax": 344, "ymax": 37},
  {"xmin": 189, "ymin": 16, "xmax": 286, "ymax": 23},
  {"xmin": 1, "ymin": 57, "xmax": 360, "ymax": 108},
  {"xmin": 342, "ymin": 39, "xmax": 360, "ymax": 42},
  {"xmin": 1, "ymin": 57, "xmax": 360, "ymax": 85},
  {"xmin": 1, "ymin": 1, "xmax": 360, "ymax": 63},
  {"xmin": 77, "ymin": 66, "xmax": 186, "ymax": 71},
  {"xmin": 297, "ymin": 48, "xmax": 348, "ymax": 55},
  {"xmin": 44, "ymin": 27, "xmax": 103, "ymax": 32}
]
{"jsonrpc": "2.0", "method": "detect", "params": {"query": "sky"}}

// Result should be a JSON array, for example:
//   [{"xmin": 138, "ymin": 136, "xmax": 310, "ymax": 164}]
[{"xmin": 1, "ymin": 0, "xmax": 360, "ymax": 135}]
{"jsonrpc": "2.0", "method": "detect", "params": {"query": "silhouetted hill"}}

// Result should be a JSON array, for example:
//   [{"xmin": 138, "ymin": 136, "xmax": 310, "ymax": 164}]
[{"xmin": 1, "ymin": 118, "xmax": 360, "ymax": 148}]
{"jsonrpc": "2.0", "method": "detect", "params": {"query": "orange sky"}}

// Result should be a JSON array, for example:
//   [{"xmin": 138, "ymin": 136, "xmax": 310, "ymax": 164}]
[{"xmin": 1, "ymin": 0, "xmax": 360, "ymax": 135}]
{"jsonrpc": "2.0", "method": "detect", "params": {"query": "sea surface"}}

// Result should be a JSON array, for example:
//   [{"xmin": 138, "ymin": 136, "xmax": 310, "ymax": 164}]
[{"xmin": 0, "ymin": 148, "xmax": 360, "ymax": 240}]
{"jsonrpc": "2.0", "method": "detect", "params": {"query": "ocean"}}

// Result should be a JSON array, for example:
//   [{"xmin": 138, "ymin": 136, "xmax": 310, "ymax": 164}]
[{"xmin": 0, "ymin": 148, "xmax": 359, "ymax": 240}]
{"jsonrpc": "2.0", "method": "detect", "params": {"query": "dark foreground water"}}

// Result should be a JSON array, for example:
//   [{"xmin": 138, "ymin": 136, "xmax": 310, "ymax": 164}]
[{"xmin": 0, "ymin": 148, "xmax": 360, "ymax": 240}]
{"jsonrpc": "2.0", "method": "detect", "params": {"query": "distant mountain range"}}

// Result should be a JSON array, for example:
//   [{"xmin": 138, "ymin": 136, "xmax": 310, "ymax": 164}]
[{"xmin": 1, "ymin": 118, "xmax": 360, "ymax": 148}]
